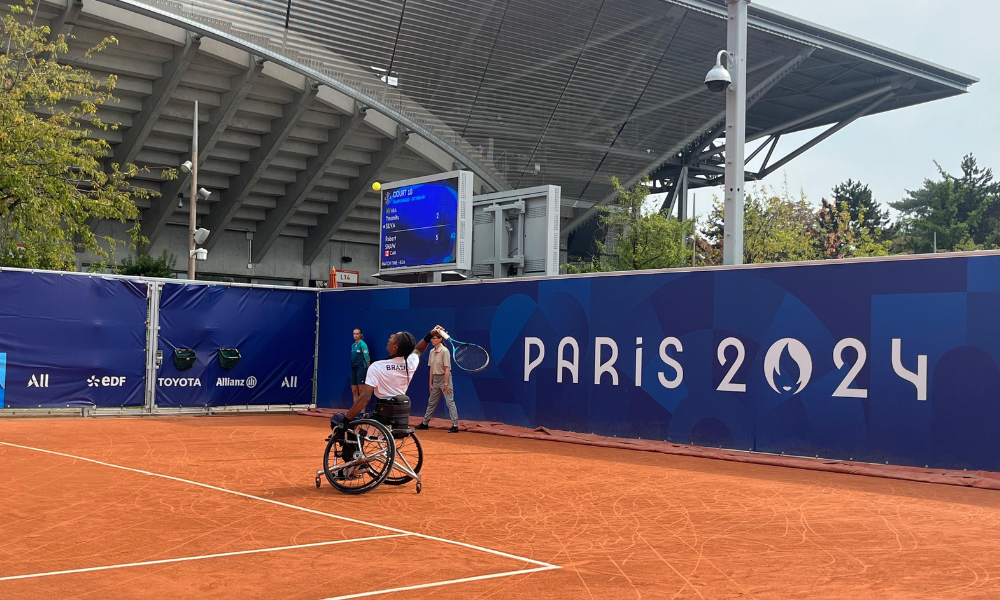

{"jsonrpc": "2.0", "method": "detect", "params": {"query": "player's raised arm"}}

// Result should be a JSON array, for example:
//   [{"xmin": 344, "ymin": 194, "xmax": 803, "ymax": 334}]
[{"xmin": 414, "ymin": 325, "xmax": 446, "ymax": 356}]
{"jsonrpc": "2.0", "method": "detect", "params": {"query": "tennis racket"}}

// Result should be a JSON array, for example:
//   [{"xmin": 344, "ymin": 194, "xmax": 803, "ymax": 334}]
[{"xmin": 439, "ymin": 330, "xmax": 490, "ymax": 373}]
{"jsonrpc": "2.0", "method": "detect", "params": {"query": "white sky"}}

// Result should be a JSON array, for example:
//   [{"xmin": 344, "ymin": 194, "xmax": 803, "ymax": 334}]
[{"xmin": 679, "ymin": 0, "xmax": 994, "ymax": 220}]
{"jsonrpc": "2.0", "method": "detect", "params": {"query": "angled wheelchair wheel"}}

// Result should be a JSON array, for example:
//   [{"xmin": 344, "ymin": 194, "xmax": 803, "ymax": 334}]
[
  {"xmin": 323, "ymin": 419, "xmax": 396, "ymax": 495},
  {"xmin": 384, "ymin": 432, "xmax": 423, "ymax": 486}
]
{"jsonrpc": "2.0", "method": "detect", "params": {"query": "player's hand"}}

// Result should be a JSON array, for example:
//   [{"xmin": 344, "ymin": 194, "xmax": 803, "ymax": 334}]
[
  {"xmin": 330, "ymin": 413, "xmax": 351, "ymax": 430},
  {"xmin": 433, "ymin": 324, "xmax": 448, "ymax": 335}
]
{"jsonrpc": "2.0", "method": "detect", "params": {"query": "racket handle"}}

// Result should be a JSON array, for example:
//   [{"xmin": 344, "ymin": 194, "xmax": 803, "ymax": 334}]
[{"xmin": 438, "ymin": 329, "xmax": 451, "ymax": 340}]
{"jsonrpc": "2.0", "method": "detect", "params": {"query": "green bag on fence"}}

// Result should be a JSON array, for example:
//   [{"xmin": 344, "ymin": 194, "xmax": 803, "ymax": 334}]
[
  {"xmin": 173, "ymin": 348, "xmax": 196, "ymax": 370},
  {"xmin": 218, "ymin": 348, "xmax": 241, "ymax": 369}
]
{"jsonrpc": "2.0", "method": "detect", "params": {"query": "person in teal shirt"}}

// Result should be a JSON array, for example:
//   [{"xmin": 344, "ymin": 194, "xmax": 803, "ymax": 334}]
[{"xmin": 349, "ymin": 328, "xmax": 371, "ymax": 404}]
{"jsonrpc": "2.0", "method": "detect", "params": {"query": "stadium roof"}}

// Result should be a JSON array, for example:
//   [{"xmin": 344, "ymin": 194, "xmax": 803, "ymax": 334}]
[{"xmin": 21, "ymin": 0, "xmax": 976, "ymax": 265}]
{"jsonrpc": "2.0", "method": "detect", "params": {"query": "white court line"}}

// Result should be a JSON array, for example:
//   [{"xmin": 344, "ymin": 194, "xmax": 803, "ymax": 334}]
[
  {"xmin": 0, "ymin": 534, "xmax": 410, "ymax": 582},
  {"xmin": 0, "ymin": 441, "xmax": 559, "ymax": 574},
  {"xmin": 319, "ymin": 565, "xmax": 561, "ymax": 600}
]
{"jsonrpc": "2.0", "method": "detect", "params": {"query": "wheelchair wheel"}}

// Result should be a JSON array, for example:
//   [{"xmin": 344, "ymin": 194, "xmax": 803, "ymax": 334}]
[
  {"xmin": 323, "ymin": 419, "xmax": 396, "ymax": 495},
  {"xmin": 384, "ymin": 432, "xmax": 423, "ymax": 486}
]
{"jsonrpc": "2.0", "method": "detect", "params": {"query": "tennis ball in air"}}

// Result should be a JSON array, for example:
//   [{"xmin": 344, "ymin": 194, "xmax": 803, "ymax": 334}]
[{"xmin": 372, "ymin": 182, "xmax": 381, "ymax": 191}]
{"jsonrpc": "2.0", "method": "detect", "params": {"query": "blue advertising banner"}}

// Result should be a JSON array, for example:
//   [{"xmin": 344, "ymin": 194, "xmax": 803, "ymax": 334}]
[
  {"xmin": 317, "ymin": 253, "xmax": 1000, "ymax": 472},
  {"xmin": 156, "ymin": 283, "xmax": 316, "ymax": 407},
  {"xmin": 0, "ymin": 270, "xmax": 148, "ymax": 408}
]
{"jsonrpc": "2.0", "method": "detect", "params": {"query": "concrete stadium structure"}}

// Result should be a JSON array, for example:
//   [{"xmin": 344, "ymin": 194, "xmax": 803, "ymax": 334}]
[{"xmin": 14, "ymin": 0, "xmax": 976, "ymax": 285}]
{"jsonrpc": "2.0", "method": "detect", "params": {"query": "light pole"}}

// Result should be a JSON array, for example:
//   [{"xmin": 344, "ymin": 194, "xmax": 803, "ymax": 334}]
[
  {"xmin": 188, "ymin": 100, "xmax": 199, "ymax": 279},
  {"xmin": 179, "ymin": 101, "xmax": 211, "ymax": 279},
  {"xmin": 705, "ymin": 0, "xmax": 749, "ymax": 265}
]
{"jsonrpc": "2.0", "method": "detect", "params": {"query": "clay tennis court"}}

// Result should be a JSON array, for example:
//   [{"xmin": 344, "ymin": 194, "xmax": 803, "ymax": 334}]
[{"xmin": 4, "ymin": 415, "xmax": 1000, "ymax": 599}]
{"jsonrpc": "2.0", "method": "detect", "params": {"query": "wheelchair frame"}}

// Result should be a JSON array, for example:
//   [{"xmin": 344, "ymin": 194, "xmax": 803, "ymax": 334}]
[{"xmin": 315, "ymin": 417, "xmax": 423, "ymax": 494}]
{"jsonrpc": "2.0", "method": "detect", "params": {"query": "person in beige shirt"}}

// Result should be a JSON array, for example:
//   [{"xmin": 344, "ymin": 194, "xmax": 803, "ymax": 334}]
[{"xmin": 416, "ymin": 331, "xmax": 459, "ymax": 433}]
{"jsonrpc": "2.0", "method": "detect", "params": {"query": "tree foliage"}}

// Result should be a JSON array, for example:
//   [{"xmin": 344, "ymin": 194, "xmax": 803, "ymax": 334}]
[
  {"xmin": 116, "ymin": 248, "xmax": 177, "ymax": 278},
  {"xmin": 700, "ymin": 187, "xmax": 818, "ymax": 265},
  {"xmin": 890, "ymin": 154, "xmax": 1000, "ymax": 253},
  {"xmin": 814, "ymin": 180, "xmax": 895, "ymax": 258},
  {"xmin": 0, "ymin": 0, "xmax": 169, "ymax": 270},
  {"xmin": 573, "ymin": 175, "xmax": 691, "ymax": 272}
]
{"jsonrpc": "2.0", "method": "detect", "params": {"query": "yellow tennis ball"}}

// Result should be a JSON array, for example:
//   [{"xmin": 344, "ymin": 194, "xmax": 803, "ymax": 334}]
[{"xmin": 372, "ymin": 182, "xmax": 381, "ymax": 191}]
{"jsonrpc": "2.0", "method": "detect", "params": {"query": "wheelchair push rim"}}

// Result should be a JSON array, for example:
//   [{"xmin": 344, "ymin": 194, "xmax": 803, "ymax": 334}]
[{"xmin": 322, "ymin": 419, "xmax": 396, "ymax": 494}]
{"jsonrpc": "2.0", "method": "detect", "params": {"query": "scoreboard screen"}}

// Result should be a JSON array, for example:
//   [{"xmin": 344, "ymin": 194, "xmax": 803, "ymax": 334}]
[{"xmin": 380, "ymin": 177, "xmax": 460, "ymax": 270}]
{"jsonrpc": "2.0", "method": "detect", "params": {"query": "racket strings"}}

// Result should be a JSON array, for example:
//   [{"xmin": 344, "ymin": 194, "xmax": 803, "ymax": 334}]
[{"xmin": 453, "ymin": 343, "xmax": 489, "ymax": 371}]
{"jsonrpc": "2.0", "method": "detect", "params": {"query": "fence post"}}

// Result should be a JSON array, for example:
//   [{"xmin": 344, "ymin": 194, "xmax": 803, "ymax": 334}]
[{"xmin": 144, "ymin": 281, "xmax": 162, "ymax": 413}]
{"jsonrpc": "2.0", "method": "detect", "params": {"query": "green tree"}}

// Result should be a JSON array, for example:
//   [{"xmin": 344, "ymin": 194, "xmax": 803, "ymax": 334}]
[
  {"xmin": 814, "ymin": 180, "xmax": 895, "ymax": 257},
  {"xmin": 116, "ymin": 248, "xmax": 177, "ymax": 278},
  {"xmin": 574, "ymin": 175, "xmax": 691, "ymax": 272},
  {"xmin": 816, "ymin": 201, "xmax": 892, "ymax": 259},
  {"xmin": 890, "ymin": 154, "xmax": 1000, "ymax": 253},
  {"xmin": 701, "ymin": 187, "xmax": 819, "ymax": 265},
  {"xmin": 0, "ymin": 0, "xmax": 169, "ymax": 270}
]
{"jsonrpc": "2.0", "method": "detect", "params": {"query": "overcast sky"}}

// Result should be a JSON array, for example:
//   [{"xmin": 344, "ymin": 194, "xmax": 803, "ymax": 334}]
[{"xmin": 683, "ymin": 0, "xmax": 994, "ymax": 218}]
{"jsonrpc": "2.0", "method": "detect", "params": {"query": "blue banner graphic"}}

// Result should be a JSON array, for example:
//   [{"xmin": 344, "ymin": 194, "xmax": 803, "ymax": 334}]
[
  {"xmin": 156, "ymin": 283, "xmax": 316, "ymax": 407},
  {"xmin": 0, "ymin": 271, "xmax": 148, "ymax": 408},
  {"xmin": 318, "ymin": 254, "xmax": 1000, "ymax": 472}
]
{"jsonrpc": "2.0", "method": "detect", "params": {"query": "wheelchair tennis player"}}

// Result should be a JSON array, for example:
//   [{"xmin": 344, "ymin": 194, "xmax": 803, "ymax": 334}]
[{"xmin": 333, "ymin": 326, "xmax": 445, "ymax": 424}]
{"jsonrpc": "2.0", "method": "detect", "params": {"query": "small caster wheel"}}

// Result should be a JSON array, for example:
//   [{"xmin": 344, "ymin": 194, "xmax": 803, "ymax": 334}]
[
  {"xmin": 415, "ymin": 481, "xmax": 422, "ymax": 494},
  {"xmin": 315, "ymin": 475, "xmax": 322, "ymax": 488}
]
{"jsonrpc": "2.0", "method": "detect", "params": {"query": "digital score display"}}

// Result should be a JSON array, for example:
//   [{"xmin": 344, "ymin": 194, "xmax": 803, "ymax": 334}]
[{"xmin": 380, "ymin": 177, "xmax": 459, "ymax": 270}]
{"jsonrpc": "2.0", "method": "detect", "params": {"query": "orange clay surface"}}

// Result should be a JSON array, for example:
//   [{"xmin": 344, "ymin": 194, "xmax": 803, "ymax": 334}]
[{"xmin": 3, "ymin": 415, "xmax": 1000, "ymax": 599}]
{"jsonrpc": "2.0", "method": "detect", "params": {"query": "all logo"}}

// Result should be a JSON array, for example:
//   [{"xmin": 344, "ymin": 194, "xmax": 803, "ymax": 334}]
[
  {"xmin": 27, "ymin": 374, "xmax": 50, "ymax": 388},
  {"xmin": 216, "ymin": 376, "xmax": 257, "ymax": 388},
  {"xmin": 87, "ymin": 375, "xmax": 127, "ymax": 387},
  {"xmin": 281, "ymin": 376, "xmax": 298, "ymax": 388}
]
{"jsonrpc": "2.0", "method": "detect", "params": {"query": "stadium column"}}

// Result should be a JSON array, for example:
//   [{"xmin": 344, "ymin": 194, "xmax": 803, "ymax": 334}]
[
  {"xmin": 143, "ymin": 59, "xmax": 265, "ymax": 246},
  {"xmin": 201, "ymin": 81, "xmax": 320, "ymax": 252},
  {"xmin": 722, "ymin": 0, "xmax": 748, "ymax": 266}
]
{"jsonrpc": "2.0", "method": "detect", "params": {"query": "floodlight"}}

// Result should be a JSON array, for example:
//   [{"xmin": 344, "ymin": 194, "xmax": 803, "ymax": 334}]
[
  {"xmin": 180, "ymin": 160, "xmax": 193, "ymax": 173},
  {"xmin": 193, "ymin": 227, "xmax": 210, "ymax": 245},
  {"xmin": 705, "ymin": 50, "xmax": 732, "ymax": 93},
  {"xmin": 190, "ymin": 248, "xmax": 208, "ymax": 261},
  {"xmin": 196, "ymin": 187, "xmax": 212, "ymax": 201}
]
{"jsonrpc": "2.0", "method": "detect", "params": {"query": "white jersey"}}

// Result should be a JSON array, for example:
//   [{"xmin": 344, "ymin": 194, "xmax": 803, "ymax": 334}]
[{"xmin": 364, "ymin": 352, "xmax": 421, "ymax": 399}]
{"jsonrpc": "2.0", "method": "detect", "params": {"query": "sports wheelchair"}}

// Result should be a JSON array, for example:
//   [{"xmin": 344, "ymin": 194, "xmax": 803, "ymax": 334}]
[{"xmin": 315, "ymin": 396, "xmax": 424, "ymax": 495}]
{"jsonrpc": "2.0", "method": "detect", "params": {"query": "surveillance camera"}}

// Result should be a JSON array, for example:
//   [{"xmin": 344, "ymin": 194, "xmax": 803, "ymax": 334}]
[
  {"xmin": 180, "ymin": 160, "xmax": 193, "ymax": 173},
  {"xmin": 190, "ymin": 248, "xmax": 208, "ymax": 261},
  {"xmin": 705, "ymin": 50, "xmax": 732, "ymax": 93},
  {"xmin": 196, "ymin": 188, "xmax": 212, "ymax": 201},
  {"xmin": 193, "ymin": 227, "xmax": 210, "ymax": 245}
]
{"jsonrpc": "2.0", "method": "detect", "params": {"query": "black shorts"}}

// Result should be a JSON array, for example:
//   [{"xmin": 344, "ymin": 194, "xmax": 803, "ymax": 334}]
[{"xmin": 349, "ymin": 365, "xmax": 368, "ymax": 386}]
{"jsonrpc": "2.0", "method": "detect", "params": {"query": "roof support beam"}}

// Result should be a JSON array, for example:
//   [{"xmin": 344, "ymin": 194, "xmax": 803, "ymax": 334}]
[
  {"xmin": 116, "ymin": 32, "xmax": 201, "ymax": 168},
  {"xmin": 47, "ymin": 0, "xmax": 83, "ymax": 41},
  {"xmin": 755, "ymin": 91, "xmax": 895, "ymax": 180},
  {"xmin": 302, "ymin": 127, "xmax": 408, "ymax": 265},
  {"xmin": 202, "ymin": 82, "xmax": 319, "ymax": 250},
  {"xmin": 252, "ymin": 102, "xmax": 367, "ymax": 264},
  {"xmin": 703, "ymin": 81, "xmax": 897, "ymax": 160},
  {"xmin": 141, "ymin": 59, "xmax": 264, "ymax": 244},
  {"xmin": 563, "ymin": 50, "xmax": 812, "ymax": 238}
]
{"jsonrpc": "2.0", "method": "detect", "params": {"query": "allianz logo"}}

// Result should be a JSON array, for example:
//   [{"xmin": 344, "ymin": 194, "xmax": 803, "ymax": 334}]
[
  {"xmin": 158, "ymin": 377, "xmax": 202, "ymax": 387},
  {"xmin": 281, "ymin": 376, "xmax": 299, "ymax": 388},
  {"xmin": 217, "ymin": 376, "xmax": 257, "ymax": 388}
]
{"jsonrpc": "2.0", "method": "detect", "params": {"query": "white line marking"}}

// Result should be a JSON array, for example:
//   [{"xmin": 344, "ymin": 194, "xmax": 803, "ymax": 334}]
[
  {"xmin": 319, "ymin": 566, "xmax": 562, "ymax": 600},
  {"xmin": 0, "ymin": 535, "xmax": 410, "ymax": 582},
  {"xmin": 0, "ymin": 441, "xmax": 558, "ymax": 571}
]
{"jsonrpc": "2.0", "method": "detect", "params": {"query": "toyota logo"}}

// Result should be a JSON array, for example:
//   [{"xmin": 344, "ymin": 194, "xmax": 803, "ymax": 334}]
[{"xmin": 246, "ymin": 376, "xmax": 257, "ymax": 388}]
